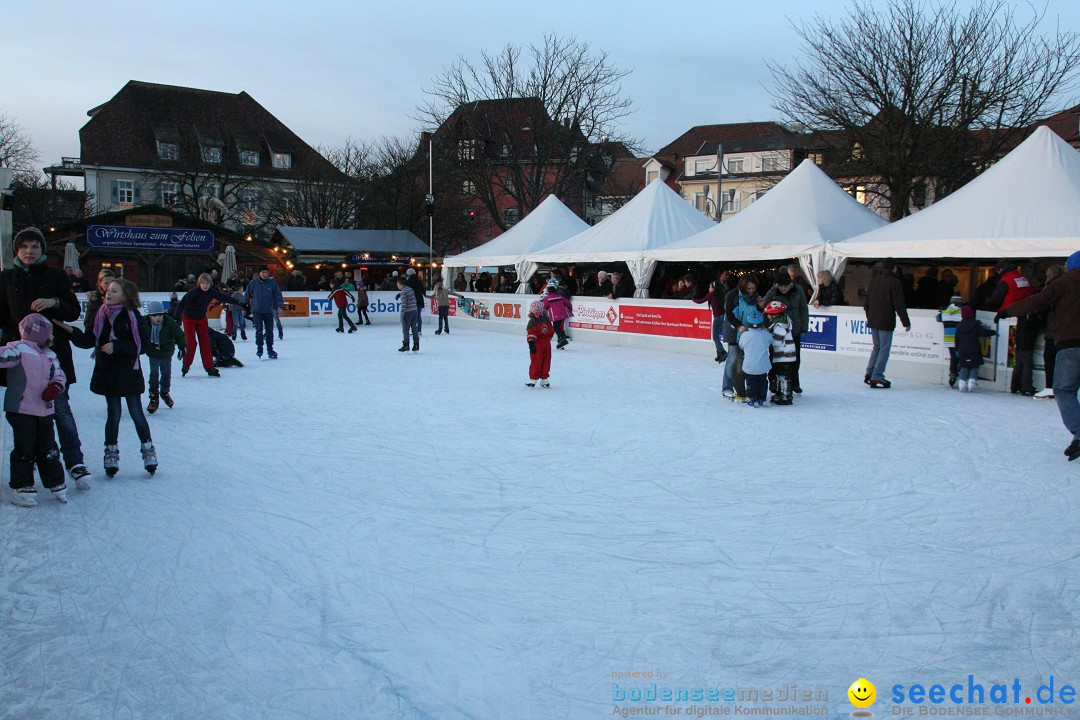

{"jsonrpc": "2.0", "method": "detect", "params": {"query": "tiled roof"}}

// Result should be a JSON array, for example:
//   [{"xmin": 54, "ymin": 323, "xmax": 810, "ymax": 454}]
[
  {"xmin": 1032, "ymin": 104, "xmax": 1080, "ymax": 144},
  {"xmin": 653, "ymin": 122, "xmax": 797, "ymax": 161},
  {"xmin": 80, "ymin": 80, "xmax": 341, "ymax": 179}
]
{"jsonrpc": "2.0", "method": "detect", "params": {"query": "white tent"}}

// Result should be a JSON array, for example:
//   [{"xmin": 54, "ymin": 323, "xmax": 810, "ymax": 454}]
[
  {"xmin": 529, "ymin": 179, "xmax": 715, "ymax": 296},
  {"xmin": 646, "ymin": 159, "xmax": 888, "ymax": 294},
  {"xmin": 829, "ymin": 126, "xmax": 1080, "ymax": 271},
  {"xmin": 442, "ymin": 195, "xmax": 589, "ymax": 293}
]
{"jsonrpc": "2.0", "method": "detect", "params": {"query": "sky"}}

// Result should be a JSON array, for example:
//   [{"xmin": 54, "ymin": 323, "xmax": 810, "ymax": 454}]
[{"xmin": 5, "ymin": 0, "xmax": 1080, "ymax": 173}]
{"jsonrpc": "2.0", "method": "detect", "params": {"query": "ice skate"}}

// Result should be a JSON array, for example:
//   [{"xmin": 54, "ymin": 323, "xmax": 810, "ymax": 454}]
[
  {"xmin": 181, "ymin": 364, "xmax": 190, "ymax": 377},
  {"xmin": 268, "ymin": 350, "xmax": 278, "ymax": 359},
  {"xmin": 147, "ymin": 393, "xmax": 159, "ymax": 413},
  {"xmin": 336, "ymin": 327, "xmax": 345, "ymax": 333},
  {"xmin": 206, "ymin": 367, "xmax": 220, "ymax": 377},
  {"xmin": 51, "ymin": 483, "xmax": 68, "ymax": 503},
  {"xmin": 398, "ymin": 342, "xmax": 409, "ymax": 352},
  {"xmin": 104, "ymin": 444, "xmax": 120, "ymax": 477},
  {"xmin": 161, "ymin": 392, "xmax": 174, "ymax": 408},
  {"xmin": 412, "ymin": 340, "xmax": 419, "ymax": 352},
  {"xmin": 11, "ymin": 487, "xmax": 37, "ymax": 507},
  {"xmin": 540, "ymin": 379, "xmax": 550, "ymax": 388},
  {"xmin": 526, "ymin": 379, "xmax": 536, "ymax": 387},
  {"xmin": 348, "ymin": 327, "xmax": 356, "ymax": 334},
  {"xmin": 140, "ymin": 442, "xmax": 158, "ymax": 476},
  {"xmin": 69, "ymin": 464, "xmax": 92, "ymax": 491},
  {"xmin": 1064, "ymin": 438, "xmax": 1080, "ymax": 461},
  {"xmin": 1035, "ymin": 388, "xmax": 1055, "ymax": 399}
]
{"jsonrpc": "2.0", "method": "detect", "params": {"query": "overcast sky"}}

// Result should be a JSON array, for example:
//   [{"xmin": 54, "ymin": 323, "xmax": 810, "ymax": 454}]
[{"xmin": 6, "ymin": 0, "xmax": 1080, "ymax": 173}]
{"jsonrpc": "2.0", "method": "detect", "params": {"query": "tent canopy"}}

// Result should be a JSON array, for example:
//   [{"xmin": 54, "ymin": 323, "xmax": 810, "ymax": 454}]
[
  {"xmin": 830, "ymin": 126, "xmax": 1080, "ymax": 260},
  {"xmin": 646, "ymin": 159, "xmax": 887, "ymax": 263},
  {"xmin": 442, "ymin": 195, "xmax": 589, "ymax": 269}
]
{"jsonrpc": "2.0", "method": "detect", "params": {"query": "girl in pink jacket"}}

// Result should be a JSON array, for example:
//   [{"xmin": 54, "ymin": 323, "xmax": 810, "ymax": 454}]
[
  {"xmin": 541, "ymin": 280, "xmax": 574, "ymax": 349},
  {"xmin": 0, "ymin": 313, "xmax": 68, "ymax": 507}
]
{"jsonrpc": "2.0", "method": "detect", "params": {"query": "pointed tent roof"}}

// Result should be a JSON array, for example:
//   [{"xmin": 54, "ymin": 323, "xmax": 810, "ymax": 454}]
[
  {"xmin": 442, "ymin": 195, "xmax": 589, "ymax": 268},
  {"xmin": 832, "ymin": 126, "xmax": 1080, "ymax": 259},
  {"xmin": 530, "ymin": 179, "xmax": 714, "ymax": 263},
  {"xmin": 646, "ymin": 160, "xmax": 887, "ymax": 262}
]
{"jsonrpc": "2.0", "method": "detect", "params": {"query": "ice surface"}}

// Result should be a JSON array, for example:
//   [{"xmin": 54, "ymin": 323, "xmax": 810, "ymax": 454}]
[{"xmin": 1, "ymin": 322, "xmax": 1076, "ymax": 719}]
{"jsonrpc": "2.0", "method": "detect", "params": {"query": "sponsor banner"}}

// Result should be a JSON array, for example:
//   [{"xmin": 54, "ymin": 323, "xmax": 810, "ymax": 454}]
[
  {"xmin": 569, "ymin": 299, "xmax": 620, "ymax": 331},
  {"xmin": 280, "ymin": 297, "xmax": 310, "ymax": 318},
  {"xmin": 309, "ymin": 298, "xmax": 334, "ymax": 316},
  {"xmin": 618, "ymin": 304, "xmax": 711, "ymax": 339},
  {"xmin": 87, "ymin": 225, "xmax": 215, "ymax": 251},
  {"xmin": 802, "ymin": 314, "xmax": 838, "ymax": 351},
  {"xmin": 429, "ymin": 297, "xmax": 459, "ymax": 316},
  {"xmin": 833, "ymin": 310, "xmax": 942, "ymax": 364}
]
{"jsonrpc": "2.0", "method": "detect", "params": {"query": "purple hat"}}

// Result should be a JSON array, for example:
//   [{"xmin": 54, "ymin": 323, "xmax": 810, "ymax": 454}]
[{"xmin": 19, "ymin": 313, "xmax": 52, "ymax": 347}]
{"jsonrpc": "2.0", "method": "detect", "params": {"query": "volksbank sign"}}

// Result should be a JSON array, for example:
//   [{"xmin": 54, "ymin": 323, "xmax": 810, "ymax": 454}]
[{"xmin": 87, "ymin": 225, "xmax": 216, "ymax": 252}]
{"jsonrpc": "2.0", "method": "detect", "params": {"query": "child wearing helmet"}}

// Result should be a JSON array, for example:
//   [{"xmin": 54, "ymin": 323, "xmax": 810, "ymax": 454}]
[
  {"xmin": 765, "ymin": 300, "xmax": 796, "ymax": 405},
  {"xmin": 526, "ymin": 300, "xmax": 555, "ymax": 388}
]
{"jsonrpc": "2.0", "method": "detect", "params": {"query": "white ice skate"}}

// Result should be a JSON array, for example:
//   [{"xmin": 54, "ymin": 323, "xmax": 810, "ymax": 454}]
[
  {"xmin": 69, "ymin": 464, "xmax": 91, "ymax": 491},
  {"xmin": 51, "ymin": 483, "xmax": 68, "ymax": 503},
  {"xmin": 11, "ymin": 487, "xmax": 37, "ymax": 507},
  {"xmin": 540, "ymin": 379, "xmax": 550, "ymax": 388}
]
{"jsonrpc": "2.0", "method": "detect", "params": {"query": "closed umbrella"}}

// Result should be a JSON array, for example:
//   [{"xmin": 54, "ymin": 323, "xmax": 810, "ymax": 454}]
[
  {"xmin": 64, "ymin": 242, "xmax": 80, "ymax": 273},
  {"xmin": 221, "ymin": 245, "xmax": 237, "ymax": 285}
]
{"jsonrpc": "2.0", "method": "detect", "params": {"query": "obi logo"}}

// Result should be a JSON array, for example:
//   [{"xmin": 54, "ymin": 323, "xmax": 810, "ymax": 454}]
[
  {"xmin": 849, "ymin": 678, "xmax": 876, "ymax": 717},
  {"xmin": 493, "ymin": 303, "xmax": 521, "ymax": 318}
]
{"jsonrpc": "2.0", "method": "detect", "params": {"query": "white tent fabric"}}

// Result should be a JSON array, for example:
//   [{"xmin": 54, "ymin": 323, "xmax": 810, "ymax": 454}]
[
  {"xmin": 529, "ymin": 180, "xmax": 715, "ymax": 296},
  {"xmin": 645, "ymin": 160, "xmax": 888, "ymax": 298},
  {"xmin": 829, "ymin": 126, "xmax": 1080, "ymax": 262}
]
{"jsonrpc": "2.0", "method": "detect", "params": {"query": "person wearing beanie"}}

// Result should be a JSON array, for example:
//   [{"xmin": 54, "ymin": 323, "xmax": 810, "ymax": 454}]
[
  {"xmin": 243, "ymin": 266, "xmax": 284, "ymax": 359},
  {"xmin": 953, "ymin": 304, "xmax": 997, "ymax": 393},
  {"xmin": 143, "ymin": 300, "xmax": 186, "ymax": 413},
  {"xmin": 0, "ymin": 312, "xmax": 69, "ymax": 506},
  {"xmin": 0, "ymin": 226, "xmax": 93, "ymax": 490},
  {"xmin": 996, "ymin": 251, "xmax": 1080, "ymax": 460},
  {"xmin": 862, "ymin": 257, "xmax": 911, "ymax": 388},
  {"xmin": 525, "ymin": 300, "xmax": 554, "ymax": 387},
  {"xmin": 764, "ymin": 267, "xmax": 809, "ymax": 394},
  {"xmin": 395, "ymin": 276, "xmax": 419, "ymax": 352},
  {"xmin": 405, "ymin": 268, "xmax": 428, "ymax": 337},
  {"xmin": 936, "ymin": 293, "xmax": 965, "ymax": 387}
]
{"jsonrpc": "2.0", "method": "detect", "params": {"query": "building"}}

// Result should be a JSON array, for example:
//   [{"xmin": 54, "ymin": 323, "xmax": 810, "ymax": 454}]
[
  {"xmin": 44, "ymin": 80, "xmax": 342, "ymax": 239},
  {"xmin": 1033, "ymin": 103, "xmax": 1080, "ymax": 149}
]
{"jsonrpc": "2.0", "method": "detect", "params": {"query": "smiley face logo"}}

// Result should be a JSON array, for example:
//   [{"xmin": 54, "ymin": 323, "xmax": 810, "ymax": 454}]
[{"xmin": 848, "ymin": 678, "xmax": 876, "ymax": 709}]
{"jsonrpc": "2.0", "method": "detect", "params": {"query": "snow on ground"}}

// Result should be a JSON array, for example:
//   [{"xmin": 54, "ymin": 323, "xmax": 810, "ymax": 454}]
[{"xmin": 1, "ymin": 320, "xmax": 1077, "ymax": 720}]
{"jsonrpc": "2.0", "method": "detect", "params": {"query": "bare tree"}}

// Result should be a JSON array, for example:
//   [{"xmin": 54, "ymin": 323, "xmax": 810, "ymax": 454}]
[
  {"xmin": 263, "ymin": 140, "xmax": 367, "ymax": 229},
  {"xmin": 770, "ymin": 0, "xmax": 1080, "ymax": 220},
  {"xmin": 0, "ymin": 112, "xmax": 40, "ymax": 180},
  {"xmin": 416, "ymin": 34, "xmax": 639, "ymax": 231},
  {"xmin": 144, "ymin": 156, "xmax": 264, "ymax": 230}
]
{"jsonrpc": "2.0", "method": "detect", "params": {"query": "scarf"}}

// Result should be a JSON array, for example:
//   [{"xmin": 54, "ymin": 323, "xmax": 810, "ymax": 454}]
[
  {"xmin": 93, "ymin": 303, "xmax": 142, "ymax": 368},
  {"xmin": 12, "ymin": 255, "xmax": 48, "ymax": 271},
  {"xmin": 150, "ymin": 319, "xmax": 162, "ymax": 346}
]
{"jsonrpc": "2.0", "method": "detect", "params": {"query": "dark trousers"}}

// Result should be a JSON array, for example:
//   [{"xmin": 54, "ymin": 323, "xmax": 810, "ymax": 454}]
[
  {"xmin": 52, "ymin": 386, "xmax": 85, "ymax": 469},
  {"xmin": 745, "ymin": 374, "xmax": 768, "ymax": 404},
  {"xmin": 791, "ymin": 334, "xmax": 802, "ymax": 389},
  {"xmin": 553, "ymin": 319, "xmax": 568, "ymax": 344},
  {"xmin": 1045, "ymin": 337, "xmax": 1057, "ymax": 388},
  {"xmin": 7, "ymin": 413, "xmax": 64, "ymax": 490},
  {"xmin": 947, "ymin": 347, "xmax": 959, "ymax": 377},
  {"xmin": 337, "ymin": 307, "xmax": 357, "ymax": 331},
  {"xmin": 732, "ymin": 350, "xmax": 746, "ymax": 397},
  {"xmin": 437, "ymin": 305, "xmax": 449, "ymax": 332},
  {"xmin": 357, "ymin": 303, "xmax": 370, "ymax": 325},
  {"xmin": 253, "ymin": 312, "xmax": 276, "ymax": 352},
  {"xmin": 105, "ymin": 395, "xmax": 152, "ymax": 446},
  {"xmin": 1013, "ymin": 348, "xmax": 1035, "ymax": 394},
  {"xmin": 401, "ymin": 311, "xmax": 419, "ymax": 344}
]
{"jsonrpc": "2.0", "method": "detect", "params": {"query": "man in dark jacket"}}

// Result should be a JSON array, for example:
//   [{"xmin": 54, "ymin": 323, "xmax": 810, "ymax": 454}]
[
  {"xmin": 0, "ymin": 227, "xmax": 92, "ymax": 488},
  {"xmin": 286, "ymin": 270, "xmax": 307, "ymax": 291},
  {"xmin": 765, "ymin": 268, "xmax": 810, "ymax": 393},
  {"xmin": 405, "ymin": 268, "xmax": 428, "ymax": 336},
  {"xmin": 996, "ymin": 251, "xmax": 1080, "ymax": 461},
  {"xmin": 863, "ymin": 258, "xmax": 911, "ymax": 388},
  {"xmin": 244, "ymin": 266, "xmax": 284, "ymax": 359}
]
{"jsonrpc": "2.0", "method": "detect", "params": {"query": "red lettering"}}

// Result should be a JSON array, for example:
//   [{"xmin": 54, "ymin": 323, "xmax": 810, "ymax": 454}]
[{"xmin": 513, "ymin": 304, "xmax": 521, "ymax": 318}]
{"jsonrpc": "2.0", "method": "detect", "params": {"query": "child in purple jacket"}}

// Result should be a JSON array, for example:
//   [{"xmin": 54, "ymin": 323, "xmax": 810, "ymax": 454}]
[{"xmin": 0, "ymin": 313, "xmax": 68, "ymax": 507}]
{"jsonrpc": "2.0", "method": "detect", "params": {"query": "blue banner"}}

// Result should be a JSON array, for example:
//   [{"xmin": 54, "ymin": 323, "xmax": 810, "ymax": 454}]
[
  {"xmin": 802, "ymin": 314, "xmax": 838, "ymax": 351},
  {"xmin": 87, "ymin": 225, "xmax": 216, "ymax": 252}
]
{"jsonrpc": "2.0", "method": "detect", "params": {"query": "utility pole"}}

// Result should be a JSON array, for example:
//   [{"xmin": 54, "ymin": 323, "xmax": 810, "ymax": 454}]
[
  {"xmin": 427, "ymin": 136, "xmax": 434, "ymax": 287},
  {"xmin": 715, "ymin": 144, "xmax": 724, "ymax": 222}
]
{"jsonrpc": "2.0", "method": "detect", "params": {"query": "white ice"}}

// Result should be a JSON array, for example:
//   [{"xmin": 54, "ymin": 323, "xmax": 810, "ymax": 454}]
[{"xmin": 1, "ymin": 321, "xmax": 1077, "ymax": 719}]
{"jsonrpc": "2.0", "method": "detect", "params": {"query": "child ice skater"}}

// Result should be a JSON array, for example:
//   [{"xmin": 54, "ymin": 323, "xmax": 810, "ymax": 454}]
[
  {"xmin": 738, "ymin": 317, "xmax": 773, "ymax": 408},
  {"xmin": 1, "ymin": 313, "xmax": 69, "ymax": 507},
  {"xmin": 526, "ymin": 300, "xmax": 554, "ymax": 387},
  {"xmin": 765, "ymin": 300, "xmax": 796, "ymax": 405},
  {"xmin": 144, "ymin": 300, "xmax": 186, "ymax": 413},
  {"xmin": 954, "ymin": 304, "xmax": 996, "ymax": 392}
]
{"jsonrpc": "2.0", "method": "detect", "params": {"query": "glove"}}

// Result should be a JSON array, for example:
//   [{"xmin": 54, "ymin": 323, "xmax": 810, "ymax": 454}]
[
  {"xmin": 177, "ymin": 347, "xmax": 185, "ymax": 360},
  {"xmin": 994, "ymin": 311, "xmax": 1007, "ymax": 323},
  {"xmin": 42, "ymin": 381, "xmax": 63, "ymax": 403},
  {"xmin": 528, "ymin": 340, "xmax": 537, "ymax": 355}
]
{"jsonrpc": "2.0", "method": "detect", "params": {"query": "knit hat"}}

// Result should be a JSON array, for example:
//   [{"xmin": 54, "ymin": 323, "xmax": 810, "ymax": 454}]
[
  {"xmin": 961, "ymin": 304, "xmax": 974, "ymax": 320},
  {"xmin": 1068, "ymin": 250, "xmax": 1080, "ymax": 271},
  {"xmin": 775, "ymin": 270, "xmax": 792, "ymax": 287},
  {"xmin": 18, "ymin": 313, "xmax": 52, "ymax": 347},
  {"xmin": 258, "ymin": 265, "xmax": 269, "ymax": 273},
  {"xmin": 529, "ymin": 300, "xmax": 545, "ymax": 317},
  {"xmin": 743, "ymin": 307, "xmax": 764, "ymax": 327},
  {"xmin": 407, "ymin": 268, "xmax": 417, "ymax": 276},
  {"xmin": 13, "ymin": 227, "xmax": 46, "ymax": 255},
  {"xmin": 882, "ymin": 258, "xmax": 897, "ymax": 271},
  {"xmin": 146, "ymin": 301, "xmax": 165, "ymax": 316},
  {"xmin": 546, "ymin": 278, "xmax": 558, "ymax": 288}
]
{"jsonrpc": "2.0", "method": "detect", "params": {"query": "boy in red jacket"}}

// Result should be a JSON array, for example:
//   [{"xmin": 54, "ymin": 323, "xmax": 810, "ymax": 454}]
[{"xmin": 526, "ymin": 300, "xmax": 554, "ymax": 387}]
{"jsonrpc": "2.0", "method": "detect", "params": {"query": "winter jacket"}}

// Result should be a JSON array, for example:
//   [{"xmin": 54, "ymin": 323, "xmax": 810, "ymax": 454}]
[
  {"xmin": 764, "ymin": 285, "xmax": 809, "ymax": 336},
  {"xmin": 286, "ymin": 275, "xmax": 307, "ymax": 291},
  {"xmin": 145, "ymin": 314, "xmax": 186, "ymax": 360},
  {"xmin": 177, "ymin": 286, "xmax": 243, "ymax": 320},
  {"xmin": 542, "ymin": 292, "xmax": 574, "ymax": 322},
  {"xmin": 936, "ymin": 303, "xmax": 963, "ymax": 348},
  {"xmin": 768, "ymin": 316, "xmax": 797, "ymax": 364},
  {"xmin": 397, "ymin": 286, "xmax": 417, "ymax": 314},
  {"xmin": 329, "ymin": 287, "xmax": 354, "ymax": 309},
  {"xmin": 864, "ymin": 269, "xmax": 910, "ymax": 331},
  {"xmin": 988, "ymin": 270, "xmax": 1033, "ymax": 311},
  {"xmin": 1002, "ymin": 269, "xmax": 1080, "ymax": 351},
  {"xmin": 815, "ymin": 282, "xmax": 845, "ymax": 307},
  {"xmin": 954, "ymin": 318, "xmax": 996, "ymax": 368},
  {"xmin": 355, "ymin": 286, "xmax": 369, "ymax": 309},
  {"xmin": 738, "ymin": 328, "xmax": 773, "ymax": 375},
  {"xmin": 527, "ymin": 315, "xmax": 554, "ymax": 347},
  {"xmin": 0, "ymin": 262, "xmax": 82, "ymax": 385},
  {"xmin": 692, "ymin": 290, "xmax": 725, "ymax": 317},
  {"xmin": 731, "ymin": 293, "xmax": 764, "ymax": 334},
  {"xmin": 433, "ymin": 282, "xmax": 450, "ymax": 307},
  {"xmin": 245, "ymin": 276, "xmax": 284, "ymax": 314},
  {"xmin": 0, "ymin": 340, "xmax": 66, "ymax": 417},
  {"xmin": 72, "ymin": 310, "xmax": 149, "ymax": 397},
  {"xmin": 406, "ymin": 275, "xmax": 427, "ymax": 308}
]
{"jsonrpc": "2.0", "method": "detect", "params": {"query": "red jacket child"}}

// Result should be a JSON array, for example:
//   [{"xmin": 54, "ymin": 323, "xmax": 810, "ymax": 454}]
[{"xmin": 526, "ymin": 300, "xmax": 554, "ymax": 387}]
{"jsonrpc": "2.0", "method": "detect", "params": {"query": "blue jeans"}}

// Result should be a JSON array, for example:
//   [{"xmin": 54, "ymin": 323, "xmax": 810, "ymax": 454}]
[
  {"xmin": 148, "ymin": 357, "xmax": 173, "ymax": 394},
  {"xmin": 230, "ymin": 307, "xmax": 246, "ymax": 338},
  {"xmin": 105, "ymin": 395, "xmax": 152, "ymax": 446},
  {"xmin": 401, "ymin": 311, "xmax": 419, "ymax": 344},
  {"xmin": 866, "ymin": 329, "xmax": 894, "ymax": 381},
  {"xmin": 1053, "ymin": 347, "xmax": 1080, "ymax": 441},
  {"xmin": 723, "ymin": 344, "xmax": 741, "ymax": 393},
  {"xmin": 414, "ymin": 306, "xmax": 424, "ymax": 335},
  {"xmin": 253, "ymin": 312, "xmax": 275, "ymax": 351},
  {"xmin": 53, "ymin": 386, "xmax": 85, "ymax": 469},
  {"xmin": 745, "ymin": 374, "xmax": 768, "ymax": 404},
  {"xmin": 274, "ymin": 310, "xmax": 283, "ymax": 338},
  {"xmin": 711, "ymin": 316, "xmax": 724, "ymax": 355},
  {"xmin": 959, "ymin": 366, "xmax": 977, "ymax": 382}
]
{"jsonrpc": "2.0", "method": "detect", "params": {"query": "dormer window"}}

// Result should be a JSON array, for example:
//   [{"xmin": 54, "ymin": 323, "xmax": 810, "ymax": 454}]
[
  {"xmin": 240, "ymin": 150, "xmax": 260, "ymax": 166},
  {"xmin": 202, "ymin": 146, "xmax": 222, "ymax": 164},
  {"xmin": 157, "ymin": 142, "xmax": 178, "ymax": 160},
  {"xmin": 271, "ymin": 152, "xmax": 291, "ymax": 169}
]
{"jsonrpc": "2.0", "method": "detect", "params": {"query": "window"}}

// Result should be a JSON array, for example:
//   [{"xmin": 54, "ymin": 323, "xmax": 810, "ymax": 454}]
[
  {"xmin": 693, "ymin": 192, "xmax": 714, "ymax": 217},
  {"xmin": 240, "ymin": 150, "xmax": 260, "ymax": 166},
  {"xmin": 694, "ymin": 158, "xmax": 716, "ymax": 175},
  {"xmin": 458, "ymin": 140, "xmax": 477, "ymax": 160},
  {"xmin": 159, "ymin": 182, "xmax": 180, "ymax": 207},
  {"xmin": 721, "ymin": 189, "xmax": 740, "ymax": 214},
  {"xmin": 201, "ymin": 183, "xmax": 222, "ymax": 199},
  {"xmin": 462, "ymin": 180, "xmax": 477, "ymax": 195},
  {"xmin": 117, "ymin": 180, "xmax": 134, "ymax": 205},
  {"xmin": 157, "ymin": 142, "xmax": 178, "ymax": 160},
  {"xmin": 504, "ymin": 176, "xmax": 516, "ymax": 195},
  {"xmin": 504, "ymin": 207, "xmax": 521, "ymax": 225},
  {"xmin": 762, "ymin": 155, "xmax": 786, "ymax": 173},
  {"xmin": 726, "ymin": 158, "xmax": 744, "ymax": 175},
  {"xmin": 646, "ymin": 170, "xmax": 659, "ymax": 184},
  {"xmin": 807, "ymin": 152, "xmax": 824, "ymax": 165},
  {"xmin": 240, "ymin": 189, "xmax": 259, "ymax": 225},
  {"xmin": 202, "ymin": 146, "xmax": 222, "ymax": 163},
  {"xmin": 272, "ymin": 152, "xmax": 292, "ymax": 169},
  {"xmin": 851, "ymin": 185, "xmax": 867, "ymax": 205}
]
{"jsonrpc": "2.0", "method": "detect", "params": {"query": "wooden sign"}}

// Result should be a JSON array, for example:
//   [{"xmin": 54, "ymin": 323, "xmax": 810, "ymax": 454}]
[{"xmin": 125, "ymin": 215, "xmax": 173, "ymax": 228}]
